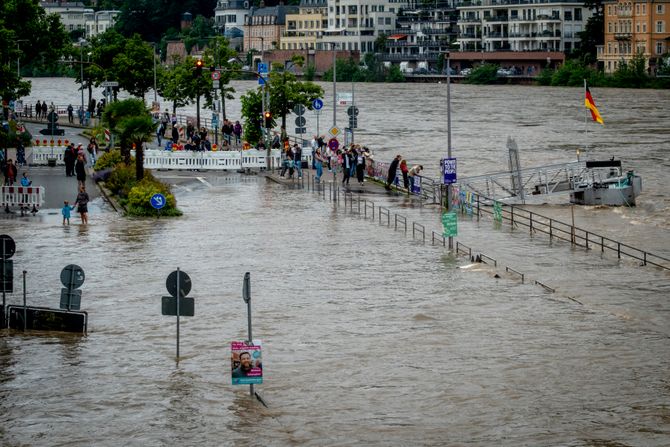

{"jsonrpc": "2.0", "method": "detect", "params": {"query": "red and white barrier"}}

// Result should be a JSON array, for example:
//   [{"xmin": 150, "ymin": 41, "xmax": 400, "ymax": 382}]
[{"xmin": 1, "ymin": 185, "xmax": 45, "ymax": 212}]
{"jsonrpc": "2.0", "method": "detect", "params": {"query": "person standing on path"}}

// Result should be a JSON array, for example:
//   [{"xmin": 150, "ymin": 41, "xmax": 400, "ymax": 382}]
[
  {"xmin": 408, "ymin": 164, "xmax": 423, "ymax": 194},
  {"xmin": 399, "ymin": 159, "xmax": 409, "ymax": 193},
  {"xmin": 341, "ymin": 148, "xmax": 352, "ymax": 186},
  {"xmin": 3, "ymin": 159, "xmax": 17, "ymax": 185},
  {"xmin": 293, "ymin": 144, "xmax": 302, "ymax": 179},
  {"xmin": 355, "ymin": 149, "xmax": 366, "ymax": 185},
  {"xmin": 67, "ymin": 104, "xmax": 74, "ymax": 123},
  {"xmin": 63, "ymin": 143, "xmax": 76, "ymax": 177},
  {"xmin": 74, "ymin": 185, "xmax": 90, "ymax": 224},
  {"xmin": 75, "ymin": 153, "xmax": 86, "ymax": 188},
  {"xmin": 40, "ymin": 101, "xmax": 47, "ymax": 121},
  {"xmin": 171, "ymin": 125, "xmax": 179, "ymax": 144},
  {"xmin": 35, "ymin": 100, "xmax": 42, "ymax": 119},
  {"xmin": 314, "ymin": 148, "xmax": 324, "ymax": 183},
  {"xmin": 386, "ymin": 155, "xmax": 402, "ymax": 191}
]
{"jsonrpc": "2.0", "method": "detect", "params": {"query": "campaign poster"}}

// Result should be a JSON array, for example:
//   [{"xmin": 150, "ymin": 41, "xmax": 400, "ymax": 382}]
[{"xmin": 231, "ymin": 341, "xmax": 263, "ymax": 385}]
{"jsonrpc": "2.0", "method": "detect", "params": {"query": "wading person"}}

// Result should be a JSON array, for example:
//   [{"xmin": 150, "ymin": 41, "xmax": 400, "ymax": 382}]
[{"xmin": 74, "ymin": 185, "xmax": 90, "ymax": 224}]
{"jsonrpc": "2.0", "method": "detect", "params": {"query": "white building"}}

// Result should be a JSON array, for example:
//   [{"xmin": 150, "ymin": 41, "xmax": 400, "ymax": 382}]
[
  {"xmin": 318, "ymin": 0, "xmax": 410, "ymax": 53},
  {"xmin": 457, "ymin": 0, "xmax": 593, "ymax": 52},
  {"xmin": 83, "ymin": 10, "xmax": 120, "ymax": 38},
  {"xmin": 214, "ymin": 0, "xmax": 250, "ymax": 40},
  {"xmin": 40, "ymin": 1, "xmax": 118, "ymax": 38},
  {"xmin": 41, "ymin": 1, "xmax": 91, "ymax": 34}
]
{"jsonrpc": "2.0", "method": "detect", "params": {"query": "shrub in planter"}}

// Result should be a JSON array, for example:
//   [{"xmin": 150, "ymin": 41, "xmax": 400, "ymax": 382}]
[
  {"xmin": 105, "ymin": 163, "xmax": 137, "ymax": 198},
  {"xmin": 94, "ymin": 150, "xmax": 125, "ymax": 171},
  {"xmin": 126, "ymin": 178, "xmax": 182, "ymax": 217}
]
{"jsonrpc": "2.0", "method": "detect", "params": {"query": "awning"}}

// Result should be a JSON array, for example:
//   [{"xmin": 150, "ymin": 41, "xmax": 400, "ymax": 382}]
[{"xmin": 388, "ymin": 34, "xmax": 408, "ymax": 40}]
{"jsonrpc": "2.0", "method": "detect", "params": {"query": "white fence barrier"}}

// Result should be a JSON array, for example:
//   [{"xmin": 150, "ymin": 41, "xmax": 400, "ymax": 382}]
[
  {"xmin": 31, "ymin": 147, "xmax": 67, "ymax": 165},
  {"xmin": 1, "ymin": 185, "xmax": 45, "ymax": 212},
  {"xmin": 140, "ymin": 149, "xmax": 284, "ymax": 171}
]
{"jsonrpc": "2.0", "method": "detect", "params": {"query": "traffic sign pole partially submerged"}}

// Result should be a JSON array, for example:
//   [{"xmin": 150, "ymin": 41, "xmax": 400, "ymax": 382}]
[{"xmin": 162, "ymin": 268, "xmax": 194, "ymax": 361}]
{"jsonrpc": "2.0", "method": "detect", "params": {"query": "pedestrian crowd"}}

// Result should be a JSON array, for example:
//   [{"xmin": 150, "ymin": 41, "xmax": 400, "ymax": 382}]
[{"xmin": 60, "ymin": 139, "xmax": 96, "ymax": 225}]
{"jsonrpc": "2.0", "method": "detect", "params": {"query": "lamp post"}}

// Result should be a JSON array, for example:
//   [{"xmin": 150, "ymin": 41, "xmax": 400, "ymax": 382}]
[
  {"xmin": 153, "ymin": 45, "xmax": 158, "ymax": 103},
  {"xmin": 446, "ymin": 51, "xmax": 453, "ymax": 250},
  {"xmin": 331, "ymin": 42, "xmax": 337, "ymax": 128},
  {"xmin": 16, "ymin": 40, "xmax": 28, "ymax": 78},
  {"xmin": 79, "ymin": 39, "xmax": 87, "ymax": 124}
]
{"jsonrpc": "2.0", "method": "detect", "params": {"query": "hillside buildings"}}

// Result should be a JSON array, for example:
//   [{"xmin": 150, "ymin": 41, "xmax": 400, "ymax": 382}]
[{"xmin": 39, "ymin": 1, "xmax": 119, "ymax": 39}]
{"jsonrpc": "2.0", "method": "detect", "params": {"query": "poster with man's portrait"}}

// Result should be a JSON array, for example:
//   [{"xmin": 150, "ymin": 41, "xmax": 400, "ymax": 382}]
[{"xmin": 231, "ymin": 341, "xmax": 263, "ymax": 385}]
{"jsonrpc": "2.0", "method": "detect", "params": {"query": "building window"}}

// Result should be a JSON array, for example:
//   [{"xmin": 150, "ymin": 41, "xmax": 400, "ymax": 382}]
[
  {"xmin": 657, "ymin": 41, "xmax": 665, "ymax": 54},
  {"xmin": 378, "ymin": 17, "xmax": 384, "ymax": 25},
  {"xmin": 657, "ymin": 5, "xmax": 664, "ymax": 14},
  {"xmin": 608, "ymin": 22, "xmax": 613, "ymax": 33},
  {"xmin": 642, "ymin": 23, "xmax": 646, "ymax": 32},
  {"xmin": 636, "ymin": 22, "xmax": 640, "ymax": 32},
  {"xmin": 385, "ymin": 17, "xmax": 391, "ymax": 25},
  {"xmin": 565, "ymin": 10, "xmax": 572, "ymax": 21},
  {"xmin": 574, "ymin": 8, "xmax": 582, "ymax": 21},
  {"xmin": 657, "ymin": 21, "xmax": 664, "ymax": 33}
]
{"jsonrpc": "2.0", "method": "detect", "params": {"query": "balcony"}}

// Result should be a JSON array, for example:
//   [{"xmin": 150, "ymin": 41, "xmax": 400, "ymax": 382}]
[
  {"xmin": 458, "ymin": 16, "xmax": 481, "ymax": 23},
  {"xmin": 485, "ymin": 32, "xmax": 508, "ymax": 38},
  {"xmin": 459, "ymin": 32, "xmax": 481, "ymax": 39},
  {"xmin": 614, "ymin": 32, "xmax": 632, "ymax": 40},
  {"xmin": 485, "ymin": 15, "xmax": 509, "ymax": 22}
]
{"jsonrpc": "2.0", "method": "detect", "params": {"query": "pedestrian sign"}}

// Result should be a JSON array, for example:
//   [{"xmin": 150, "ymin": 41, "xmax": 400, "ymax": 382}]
[
  {"xmin": 312, "ymin": 98, "xmax": 323, "ymax": 110},
  {"xmin": 329, "ymin": 126, "xmax": 340, "ymax": 136},
  {"xmin": 442, "ymin": 212, "xmax": 458, "ymax": 237}
]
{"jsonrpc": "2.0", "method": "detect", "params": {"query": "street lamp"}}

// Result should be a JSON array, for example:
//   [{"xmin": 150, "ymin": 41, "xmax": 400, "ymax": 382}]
[
  {"xmin": 79, "ymin": 38, "xmax": 87, "ymax": 124},
  {"xmin": 446, "ymin": 50, "xmax": 453, "ymax": 249},
  {"xmin": 330, "ymin": 42, "xmax": 337, "ymax": 128},
  {"xmin": 16, "ymin": 39, "xmax": 28, "ymax": 77}
]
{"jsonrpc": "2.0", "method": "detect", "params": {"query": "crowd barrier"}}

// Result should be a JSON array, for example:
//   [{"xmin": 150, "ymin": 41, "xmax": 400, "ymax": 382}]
[
  {"xmin": 141, "ymin": 149, "xmax": 283, "ymax": 171},
  {"xmin": 31, "ymin": 147, "xmax": 67, "ymax": 165},
  {"xmin": 1, "ymin": 186, "xmax": 45, "ymax": 213}
]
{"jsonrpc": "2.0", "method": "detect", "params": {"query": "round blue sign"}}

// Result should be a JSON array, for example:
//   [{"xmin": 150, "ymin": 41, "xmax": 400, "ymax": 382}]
[
  {"xmin": 312, "ymin": 98, "xmax": 324, "ymax": 110},
  {"xmin": 150, "ymin": 193, "xmax": 167, "ymax": 210}
]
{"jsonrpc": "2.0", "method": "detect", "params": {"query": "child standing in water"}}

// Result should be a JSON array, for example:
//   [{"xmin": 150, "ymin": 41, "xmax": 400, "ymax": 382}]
[{"xmin": 61, "ymin": 200, "xmax": 74, "ymax": 225}]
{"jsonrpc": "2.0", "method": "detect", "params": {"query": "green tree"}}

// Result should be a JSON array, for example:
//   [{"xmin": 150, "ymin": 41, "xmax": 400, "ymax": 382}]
[
  {"xmin": 158, "ymin": 56, "xmax": 213, "ymax": 121},
  {"xmin": 201, "ymin": 36, "xmax": 238, "ymax": 120},
  {"xmin": 240, "ymin": 89, "xmax": 264, "ymax": 144},
  {"xmin": 266, "ymin": 71, "xmax": 324, "ymax": 129},
  {"xmin": 576, "ymin": 0, "xmax": 605, "ymax": 63},
  {"xmin": 303, "ymin": 63, "xmax": 316, "ymax": 81},
  {"xmin": 611, "ymin": 52, "xmax": 649, "ymax": 88},
  {"xmin": 84, "ymin": 29, "xmax": 126, "ymax": 97},
  {"xmin": 181, "ymin": 15, "xmax": 215, "ymax": 54},
  {"xmin": 102, "ymin": 98, "xmax": 155, "ymax": 180},
  {"xmin": 386, "ymin": 65, "xmax": 405, "ymax": 82},
  {"xmin": 0, "ymin": 0, "xmax": 69, "ymax": 100},
  {"xmin": 112, "ymin": 34, "xmax": 155, "ymax": 98},
  {"xmin": 465, "ymin": 63, "xmax": 499, "ymax": 84}
]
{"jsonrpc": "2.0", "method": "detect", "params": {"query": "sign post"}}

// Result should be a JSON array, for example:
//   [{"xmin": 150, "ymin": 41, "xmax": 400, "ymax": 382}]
[
  {"xmin": 442, "ymin": 212, "xmax": 458, "ymax": 238},
  {"xmin": 242, "ymin": 272, "xmax": 254, "ymax": 396},
  {"xmin": 1, "ymin": 234, "xmax": 16, "ymax": 329},
  {"xmin": 150, "ymin": 193, "xmax": 166, "ymax": 218},
  {"xmin": 60, "ymin": 264, "xmax": 85, "ymax": 311},
  {"xmin": 163, "ymin": 268, "xmax": 194, "ymax": 360},
  {"xmin": 313, "ymin": 98, "xmax": 323, "ymax": 137}
]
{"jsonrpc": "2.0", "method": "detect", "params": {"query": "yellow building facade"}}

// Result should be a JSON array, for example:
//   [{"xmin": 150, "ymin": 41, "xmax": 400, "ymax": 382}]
[
  {"xmin": 599, "ymin": 0, "xmax": 670, "ymax": 73},
  {"xmin": 281, "ymin": 0, "xmax": 328, "ymax": 51}
]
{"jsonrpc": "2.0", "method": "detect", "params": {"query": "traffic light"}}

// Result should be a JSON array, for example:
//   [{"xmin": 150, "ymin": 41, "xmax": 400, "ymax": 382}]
[
  {"xmin": 193, "ymin": 59, "xmax": 203, "ymax": 77},
  {"xmin": 264, "ymin": 111, "xmax": 272, "ymax": 128}
]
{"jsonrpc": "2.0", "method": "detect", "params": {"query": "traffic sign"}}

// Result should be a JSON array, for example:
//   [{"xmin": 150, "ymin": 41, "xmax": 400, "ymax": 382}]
[
  {"xmin": 257, "ymin": 62, "xmax": 268, "ymax": 74},
  {"xmin": 328, "ymin": 138, "xmax": 339, "ymax": 150},
  {"xmin": 347, "ymin": 106, "xmax": 359, "ymax": 116},
  {"xmin": 295, "ymin": 116, "xmax": 306, "ymax": 127},
  {"xmin": 1, "ymin": 259, "xmax": 13, "ymax": 293},
  {"xmin": 161, "ymin": 296, "xmax": 195, "ymax": 317},
  {"xmin": 0, "ymin": 235, "xmax": 16, "ymax": 260},
  {"xmin": 295, "ymin": 127, "xmax": 306, "ymax": 134},
  {"xmin": 60, "ymin": 289, "xmax": 82, "ymax": 310},
  {"xmin": 293, "ymin": 104, "xmax": 306, "ymax": 116},
  {"xmin": 312, "ymin": 98, "xmax": 323, "ymax": 110},
  {"xmin": 211, "ymin": 71, "xmax": 221, "ymax": 81},
  {"xmin": 329, "ymin": 126, "xmax": 340, "ymax": 137},
  {"xmin": 337, "ymin": 92, "xmax": 352, "ymax": 105},
  {"xmin": 212, "ymin": 80, "xmax": 220, "ymax": 89},
  {"xmin": 101, "ymin": 81, "xmax": 119, "ymax": 87},
  {"xmin": 348, "ymin": 118, "xmax": 358, "ymax": 129},
  {"xmin": 166, "ymin": 270, "xmax": 192, "ymax": 298},
  {"xmin": 60, "ymin": 264, "xmax": 85, "ymax": 289},
  {"xmin": 150, "ymin": 193, "xmax": 166, "ymax": 210}
]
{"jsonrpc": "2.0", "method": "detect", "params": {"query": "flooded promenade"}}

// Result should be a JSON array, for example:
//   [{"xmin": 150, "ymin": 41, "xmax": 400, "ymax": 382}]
[{"xmin": 0, "ymin": 79, "xmax": 668, "ymax": 446}]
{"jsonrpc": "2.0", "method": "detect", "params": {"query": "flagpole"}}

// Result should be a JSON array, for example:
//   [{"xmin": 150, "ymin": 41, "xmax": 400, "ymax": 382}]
[{"xmin": 583, "ymin": 79, "xmax": 587, "ymax": 162}]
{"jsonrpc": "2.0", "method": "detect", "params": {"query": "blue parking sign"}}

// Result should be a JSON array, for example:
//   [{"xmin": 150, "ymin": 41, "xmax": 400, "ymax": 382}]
[{"xmin": 443, "ymin": 157, "xmax": 457, "ymax": 184}]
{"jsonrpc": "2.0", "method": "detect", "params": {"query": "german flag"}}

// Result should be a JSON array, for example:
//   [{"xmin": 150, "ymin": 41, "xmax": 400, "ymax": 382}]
[{"xmin": 585, "ymin": 84, "xmax": 604, "ymax": 125}]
